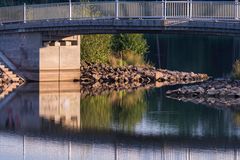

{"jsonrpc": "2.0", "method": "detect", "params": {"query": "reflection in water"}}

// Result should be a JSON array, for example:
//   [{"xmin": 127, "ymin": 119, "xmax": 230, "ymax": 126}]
[
  {"xmin": 1, "ymin": 132, "xmax": 240, "ymax": 160},
  {"xmin": 81, "ymin": 89, "xmax": 146, "ymax": 131},
  {"xmin": 0, "ymin": 82, "xmax": 240, "ymax": 159},
  {"xmin": 39, "ymin": 82, "xmax": 81, "ymax": 130}
]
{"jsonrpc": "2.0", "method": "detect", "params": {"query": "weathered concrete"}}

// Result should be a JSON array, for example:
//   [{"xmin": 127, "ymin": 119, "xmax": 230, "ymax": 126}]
[
  {"xmin": 40, "ymin": 35, "xmax": 81, "ymax": 81},
  {"xmin": 2, "ymin": 19, "xmax": 240, "ymax": 36},
  {"xmin": 0, "ymin": 32, "xmax": 81, "ymax": 82}
]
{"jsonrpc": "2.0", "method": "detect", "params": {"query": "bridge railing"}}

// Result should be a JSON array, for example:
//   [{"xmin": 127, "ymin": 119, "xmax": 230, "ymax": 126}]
[
  {"xmin": 0, "ymin": 5, "xmax": 24, "ymax": 23},
  {"xmin": 26, "ymin": 3, "xmax": 70, "ymax": 21},
  {"xmin": 72, "ymin": 2, "xmax": 115, "ymax": 19},
  {"xmin": 192, "ymin": 1, "xmax": 236, "ymax": 19},
  {"xmin": 0, "ymin": 1, "xmax": 240, "ymax": 23}
]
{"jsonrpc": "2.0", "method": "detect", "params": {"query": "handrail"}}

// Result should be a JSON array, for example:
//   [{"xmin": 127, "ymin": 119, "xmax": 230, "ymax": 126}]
[{"xmin": 0, "ymin": 1, "xmax": 240, "ymax": 24}]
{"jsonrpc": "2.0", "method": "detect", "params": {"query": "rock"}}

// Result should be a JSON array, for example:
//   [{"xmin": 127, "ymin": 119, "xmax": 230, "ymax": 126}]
[
  {"xmin": 196, "ymin": 87, "xmax": 205, "ymax": 94},
  {"xmin": 80, "ymin": 61, "xmax": 209, "ymax": 97},
  {"xmin": 166, "ymin": 79, "xmax": 240, "ymax": 108},
  {"xmin": 226, "ymin": 85, "xmax": 232, "ymax": 88},
  {"xmin": 92, "ymin": 74, "xmax": 101, "ymax": 81}
]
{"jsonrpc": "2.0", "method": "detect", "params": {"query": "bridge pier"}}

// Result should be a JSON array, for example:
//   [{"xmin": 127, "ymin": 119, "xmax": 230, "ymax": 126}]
[{"xmin": 0, "ymin": 32, "xmax": 81, "ymax": 82}]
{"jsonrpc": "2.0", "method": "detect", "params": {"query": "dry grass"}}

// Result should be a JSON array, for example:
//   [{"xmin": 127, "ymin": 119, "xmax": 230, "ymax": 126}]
[
  {"xmin": 233, "ymin": 59, "xmax": 240, "ymax": 79},
  {"xmin": 108, "ymin": 50, "xmax": 151, "ymax": 67},
  {"xmin": 122, "ymin": 50, "xmax": 146, "ymax": 66}
]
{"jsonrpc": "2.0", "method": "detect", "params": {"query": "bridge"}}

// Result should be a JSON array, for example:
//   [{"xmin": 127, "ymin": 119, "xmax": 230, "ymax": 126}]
[{"xmin": 1, "ymin": 1, "xmax": 240, "ymax": 81}]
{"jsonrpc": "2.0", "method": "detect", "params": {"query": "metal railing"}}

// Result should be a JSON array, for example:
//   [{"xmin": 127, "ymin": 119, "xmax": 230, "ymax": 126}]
[{"xmin": 0, "ymin": 1, "xmax": 240, "ymax": 23}]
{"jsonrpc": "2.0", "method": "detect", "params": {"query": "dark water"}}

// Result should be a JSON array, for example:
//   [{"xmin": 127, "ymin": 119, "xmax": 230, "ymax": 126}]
[
  {"xmin": 1, "ymin": 34, "xmax": 240, "ymax": 160},
  {"xmin": 146, "ymin": 34, "xmax": 240, "ymax": 78}
]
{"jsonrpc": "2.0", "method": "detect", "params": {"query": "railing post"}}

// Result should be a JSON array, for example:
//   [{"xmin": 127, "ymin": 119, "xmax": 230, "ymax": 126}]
[
  {"xmin": 190, "ymin": 0, "xmax": 192, "ymax": 19},
  {"xmin": 164, "ymin": 0, "xmax": 167, "ymax": 20},
  {"xmin": 187, "ymin": 0, "xmax": 189, "ymax": 18},
  {"xmin": 115, "ymin": 0, "xmax": 119, "ymax": 19},
  {"xmin": 23, "ymin": 3, "xmax": 26, "ymax": 23},
  {"xmin": 236, "ymin": 0, "xmax": 239, "ymax": 20},
  {"xmin": 69, "ymin": 0, "xmax": 72, "ymax": 20},
  {"xmin": 162, "ymin": 0, "xmax": 164, "ymax": 19}
]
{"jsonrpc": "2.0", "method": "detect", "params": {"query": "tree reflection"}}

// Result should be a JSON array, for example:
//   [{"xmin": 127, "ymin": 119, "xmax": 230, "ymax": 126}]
[
  {"xmin": 80, "ymin": 89, "xmax": 147, "ymax": 131},
  {"xmin": 80, "ymin": 95, "xmax": 113, "ymax": 130},
  {"xmin": 112, "ymin": 90, "xmax": 146, "ymax": 131}
]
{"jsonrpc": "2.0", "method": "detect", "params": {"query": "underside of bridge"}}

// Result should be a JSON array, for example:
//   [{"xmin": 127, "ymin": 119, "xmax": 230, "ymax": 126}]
[{"xmin": 0, "ymin": 32, "xmax": 81, "ymax": 82}]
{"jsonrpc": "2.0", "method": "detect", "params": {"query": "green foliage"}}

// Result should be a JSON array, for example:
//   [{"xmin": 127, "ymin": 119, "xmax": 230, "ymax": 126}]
[
  {"xmin": 111, "ymin": 34, "xmax": 149, "ymax": 55},
  {"xmin": 108, "ymin": 50, "xmax": 149, "ymax": 67},
  {"xmin": 233, "ymin": 59, "xmax": 240, "ymax": 79},
  {"xmin": 122, "ymin": 50, "xmax": 148, "ymax": 66},
  {"xmin": 80, "ymin": 95, "xmax": 113, "ymax": 129},
  {"xmin": 81, "ymin": 34, "xmax": 112, "ymax": 63},
  {"xmin": 80, "ymin": 90, "xmax": 147, "ymax": 131},
  {"xmin": 81, "ymin": 33, "xmax": 149, "ymax": 65},
  {"xmin": 112, "ymin": 90, "xmax": 147, "ymax": 131},
  {"xmin": 107, "ymin": 33, "xmax": 149, "ymax": 66}
]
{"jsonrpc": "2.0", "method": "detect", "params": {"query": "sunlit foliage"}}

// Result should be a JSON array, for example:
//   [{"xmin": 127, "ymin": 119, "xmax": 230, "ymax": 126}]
[{"xmin": 232, "ymin": 59, "xmax": 240, "ymax": 79}]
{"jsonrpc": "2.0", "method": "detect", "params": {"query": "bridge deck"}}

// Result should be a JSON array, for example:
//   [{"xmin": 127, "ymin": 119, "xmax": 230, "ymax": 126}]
[{"xmin": 1, "ymin": 19, "xmax": 240, "ymax": 36}]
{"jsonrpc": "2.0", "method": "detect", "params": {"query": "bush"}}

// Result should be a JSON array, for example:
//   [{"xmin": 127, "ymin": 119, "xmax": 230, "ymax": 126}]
[
  {"xmin": 122, "ymin": 50, "xmax": 147, "ymax": 66},
  {"xmin": 110, "ymin": 34, "xmax": 149, "ymax": 66},
  {"xmin": 81, "ymin": 33, "xmax": 149, "ymax": 65},
  {"xmin": 108, "ymin": 54, "xmax": 126, "ymax": 67},
  {"xmin": 111, "ymin": 34, "xmax": 149, "ymax": 55},
  {"xmin": 233, "ymin": 59, "xmax": 240, "ymax": 79},
  {"xmin": 81, "ymin": 34, "xmax": 112, "ymax": 63}
]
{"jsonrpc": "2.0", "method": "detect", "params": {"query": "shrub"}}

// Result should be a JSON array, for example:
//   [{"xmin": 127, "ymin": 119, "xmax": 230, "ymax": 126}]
[
  {"xmin": 81, "ymin": 34, "xmax": 112, "ymax": 63},
  {"xmin": 108, "ymin": 54, "xmax": 126, "ymax": 67},
  {"xmin": 111, "ymin": 34, "xmax": 149, "ymax": 55},
  {"xmin": 122, "ymin": 50, "xmax": 146, "ymax": 66},
  {"xmin": 81, "ymin": 33, "xmax": 149, "ymax": 65}
]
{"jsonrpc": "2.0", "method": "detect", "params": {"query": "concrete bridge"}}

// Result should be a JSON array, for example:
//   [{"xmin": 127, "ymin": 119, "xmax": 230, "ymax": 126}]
[{"xmin": 1, "ymin": 1, "xmax": 240, "ymax": 81}]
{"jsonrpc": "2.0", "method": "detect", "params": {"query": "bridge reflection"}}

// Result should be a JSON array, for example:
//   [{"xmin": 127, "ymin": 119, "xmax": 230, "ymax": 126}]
[
  {"xmin": 0, "ymin": 82, "xmax": 81, "ymax": 131},
  {"xmin": 0, "ymin": 82, "xmax": 240, "ymax": 159},
  {"xmin": 1, "ymin": 130, "xmax": 240, "ymax": 160}
]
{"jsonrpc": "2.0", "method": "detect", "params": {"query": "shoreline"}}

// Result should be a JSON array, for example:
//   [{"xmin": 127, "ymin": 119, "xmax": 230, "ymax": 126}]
[
  {"xmin": 80, "ymin": 62, "xmax": 208, "ymax": 85},
  {"xmin": 166, "ymin": 79, "xmax": 240, "ymax": 108},
  {"xmin": 79, "ymin": 62, "xmax": 209, "ymax": 96}
]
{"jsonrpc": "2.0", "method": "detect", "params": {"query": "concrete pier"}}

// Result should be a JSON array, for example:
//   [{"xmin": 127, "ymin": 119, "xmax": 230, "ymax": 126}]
[{"xmin": 0, "ymin": 33, "xmax": 81, "ymax": 82}]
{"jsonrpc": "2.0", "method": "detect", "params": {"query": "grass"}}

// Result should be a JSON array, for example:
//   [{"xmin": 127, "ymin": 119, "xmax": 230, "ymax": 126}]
[
  {"xmin": 108, "ymin": 50, "xmax": 151, "ymax": 67},
  {"xmin": 233, "ymin": 59, "xmax": 240, "ymax": 79}
]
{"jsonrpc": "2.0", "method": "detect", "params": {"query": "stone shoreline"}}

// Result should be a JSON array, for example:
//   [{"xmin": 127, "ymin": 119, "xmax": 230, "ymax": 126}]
[
  {"xmin": 79, "ymin": 62, "xmax": 209, "ymax": 97},
  {"xmin": 0, "ymin": 68, "xmax": 24, "ymax": 91},
  {"xmin": 166, "ymin": 79, "xmax": 240, "ymax": 108},
  {"xmin": 80, "ymin": 62, "xmax": 208, "ymax": 85}
]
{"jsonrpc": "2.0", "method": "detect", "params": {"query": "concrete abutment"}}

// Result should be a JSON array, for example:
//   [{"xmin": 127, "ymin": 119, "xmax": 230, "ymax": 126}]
[{"xmin": 0, "ymin": 32, "xmax": 81, "ymax": 82}]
